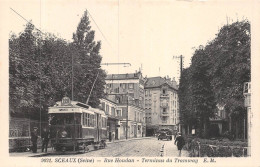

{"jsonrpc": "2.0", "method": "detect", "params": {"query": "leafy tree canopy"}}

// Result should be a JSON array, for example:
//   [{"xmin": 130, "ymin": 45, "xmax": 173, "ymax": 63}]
[{"xmin": 9, "ymin": 10, "xmax": 106, "ymax": 119}]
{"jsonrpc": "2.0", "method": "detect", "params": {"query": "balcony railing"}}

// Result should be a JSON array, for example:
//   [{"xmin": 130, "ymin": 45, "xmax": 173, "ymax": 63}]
[
  {"xmin": 160, "ymin": 93, "xmax": 169, "ymax": 98},
  {"xmin": 160, "ymin": 112, "xmax": 170, "ymax": 116},
  {"xmin": 160, "ymin": 103, "xmax": 168, "ymax": 108}
]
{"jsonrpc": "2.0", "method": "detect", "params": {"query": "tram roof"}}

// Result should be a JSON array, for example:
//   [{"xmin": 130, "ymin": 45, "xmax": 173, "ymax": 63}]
[{"xmin": 48, "ymin": 100, "xmax": 106, "ymax": 115}]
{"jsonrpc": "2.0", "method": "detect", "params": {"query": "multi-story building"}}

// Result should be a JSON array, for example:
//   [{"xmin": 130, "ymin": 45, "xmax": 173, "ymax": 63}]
[
  {"xmin": 105, "ymin": 71, "xmax": 146, "ymax": 108},
  {"xmin": 144, "ymin": 76, "xmax": 179, "ymax": 136},
  {"xmin": 101, "ymin": 71, "xmax": 146, "ymax": 140}
]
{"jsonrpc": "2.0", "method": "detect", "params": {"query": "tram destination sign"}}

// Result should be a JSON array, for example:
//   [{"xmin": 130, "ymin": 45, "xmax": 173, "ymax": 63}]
[
  {"xmin": 61, "ymin": 97, "xmax": 71, "ymax": 106},
  {"xmin": 49, "ymin": 108, "xmax": 80, "ymax": 113}
]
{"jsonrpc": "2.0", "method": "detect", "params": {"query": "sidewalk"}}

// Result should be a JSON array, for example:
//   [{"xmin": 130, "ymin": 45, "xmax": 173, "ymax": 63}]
[
  {"xmin": 9, "ymin": 137, "xmax": 153, "ymax": 157},
  {"xmin": 9, "ymin": 148, "xmax": 54, "ymax": 157}
]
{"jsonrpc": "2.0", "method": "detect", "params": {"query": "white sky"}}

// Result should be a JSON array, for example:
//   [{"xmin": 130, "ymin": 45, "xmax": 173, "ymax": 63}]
[{"xmin": 8, "ymin": 0, "xmax": 253, "ymax": 82}]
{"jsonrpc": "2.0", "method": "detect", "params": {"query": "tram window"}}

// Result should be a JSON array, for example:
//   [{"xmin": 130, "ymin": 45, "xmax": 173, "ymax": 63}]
[
  {"xmin": 83, "ymin": 113, "xmax": 95, "ymax": 127},
  {"xmin": 94, "ymin": 114, "xmax": 97, "ymax": 127},
  {"xmin": 102, "ymin": 117, "xmax": 106, "ymax": 128},
  {"xmin": 89, "ymin": 114, "xmax": 94, "ymax": 127}
]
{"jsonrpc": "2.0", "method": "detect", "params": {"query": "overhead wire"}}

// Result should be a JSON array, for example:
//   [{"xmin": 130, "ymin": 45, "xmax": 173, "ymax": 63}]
[
  {"xmin": 87, "ymin": 9, "xmax": 113, "ymax": 49},
  {"xmin": 10, "ymin": 7, "xmax": 46, "ymax": 35}
]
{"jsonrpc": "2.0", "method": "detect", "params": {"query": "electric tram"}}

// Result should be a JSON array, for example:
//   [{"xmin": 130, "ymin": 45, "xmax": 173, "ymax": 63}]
[{"xmin": 48, "ymin": 97, "xmax": 107, "ymax": 152}]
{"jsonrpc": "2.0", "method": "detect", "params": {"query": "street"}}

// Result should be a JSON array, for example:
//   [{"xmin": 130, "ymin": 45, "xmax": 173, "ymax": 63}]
[{"xmin": 47, "ymin": 137, "xmax": 189, "ymax": 157}]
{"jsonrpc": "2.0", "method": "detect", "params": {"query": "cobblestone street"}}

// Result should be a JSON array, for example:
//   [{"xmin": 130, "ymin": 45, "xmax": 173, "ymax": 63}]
[{"xmin": 46, "ymin": 137, "xmax": 189, "ymax": 157}]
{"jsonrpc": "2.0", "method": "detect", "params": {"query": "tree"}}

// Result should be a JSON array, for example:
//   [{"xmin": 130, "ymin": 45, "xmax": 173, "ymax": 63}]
[
  {"xmin": 178, "ymin": 20, "xmax": 250, "ymax": 139},
  {"xmin": 9, "ymin": 10, "xmax": 107, "ymax": 121},
  {"xmin": 190, "ymin": 48, "xmax": 216, "ymax": 138},
  {"xmin": 9, "ymin": 23, "xmax": 42, "ymax": 119},
  {"xmin": 71, "ymin": 10, "xmax": 106, "ymax": 107},
  {"xmin": 206, "ymin": 20, "xmax": 250, "ymax": 138},
  {"xmin": 178, "ymin": 68, "xmax": 196, "ymax": 134}
]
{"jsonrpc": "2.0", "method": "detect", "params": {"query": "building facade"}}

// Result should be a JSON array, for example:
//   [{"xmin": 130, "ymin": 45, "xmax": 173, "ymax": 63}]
[
  {"xmin": 101, "ymin": 71, "xmax": 146, "ymax": 140},
  {"xmin": 144, "ymin": 76, "xmax": 179, "ymax": 136}
]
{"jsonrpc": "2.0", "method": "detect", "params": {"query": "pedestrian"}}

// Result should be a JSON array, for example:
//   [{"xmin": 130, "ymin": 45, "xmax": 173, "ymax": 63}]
[
  {"xmin": 41, "ymin": 128, "xmax": 49, "ymax": 152},
  {"xmin": 174, "ymin": 131, "xmax": 178, "ymax": 140},
  {"xmin": 31, "ymin": 127, "xmax": 38, "ymax": 153},
  {"xmin": 112, "ymin": 132, "xmax": 115, "ymax": 142},
  {"xmin": 174, "ymin": 132, "xmax": 185, "ymax": 156}
]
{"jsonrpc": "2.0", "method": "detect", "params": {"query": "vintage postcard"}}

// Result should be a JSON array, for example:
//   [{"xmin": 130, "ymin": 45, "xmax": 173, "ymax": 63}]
[{"xmin": 1, "ymin": 0, "xmax": 260, "ymax": 166}]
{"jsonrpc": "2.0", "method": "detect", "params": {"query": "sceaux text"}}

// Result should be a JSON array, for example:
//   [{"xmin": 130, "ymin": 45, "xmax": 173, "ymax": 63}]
[{"xmin": 54, "ymin": 158, "xmax": 94, "ymax": 163}]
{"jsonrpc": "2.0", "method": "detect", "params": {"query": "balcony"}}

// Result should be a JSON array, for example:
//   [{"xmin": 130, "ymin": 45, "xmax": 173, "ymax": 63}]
[
  {"xmin": 160, "ymin": 112, "xmax": 170, "ymax": 117},
  {"xmin": 160, "ymin": 93, "xmax": 169, "ymax": 98},
  {"xmin": 160, "ymin": 103, "xmax": 168, "ymax": 108}
]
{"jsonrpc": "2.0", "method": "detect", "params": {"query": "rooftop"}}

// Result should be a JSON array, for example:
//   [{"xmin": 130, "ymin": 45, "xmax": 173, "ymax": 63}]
[{"xmin": 144, "ymin": 76, "xmax": 178, "ymax": 90}]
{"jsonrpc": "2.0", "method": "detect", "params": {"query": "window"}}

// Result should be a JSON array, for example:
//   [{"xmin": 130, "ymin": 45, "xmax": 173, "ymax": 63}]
[
  {"xmin": 163, "ymin": 89, "xmax": 166, "ymax": 94},
  {"xmin": 162, "ymin": 116, "xmax": 167, "ymax": 123},
  {"xmin": 145, "ymin": 90, "xmax": 148, "ymax": 96},
  {"xmin": 101, "ymin": 102, "xmax": 105, "ymax": 111},
  {"xmin": 111, "ymin": 107, "xmax": 115, "ymax": 116},
  {"xmin": 116, "ymin": 97, "xmax": 121, "ymax": 103},
  {"xmin": 114, "ymin": 87, "xmax": 119, "ymax": 93},
  {"xmin": 129, "ymin": 83, "xmax": 134, "ymax": 89},
  {"xmin": 163, "ymin": 108, "xmax": 166, "ymax": 113},
  {"xmin": 122, "ymin": 83, "xmax": 126, "ymax": 89},
  {"xmin": 116, "ymin": 110, "xmax": 121, "ymax": 117},
  {"xmin": 106, "ymin": 105, "xmax": 110, "ymax": 115},
  {"xmin": 102, "ymin": 117, "xmax": 107, "ymax": 128},
  {"xmin": 83, "ymin": 113, "xmax": 95, "ymax": 127}
]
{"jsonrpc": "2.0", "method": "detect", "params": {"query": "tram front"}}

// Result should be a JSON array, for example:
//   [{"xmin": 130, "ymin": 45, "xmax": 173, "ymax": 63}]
[{"xmin": 48, "ymin": 97, "xmax": 82, "ymax": 152}]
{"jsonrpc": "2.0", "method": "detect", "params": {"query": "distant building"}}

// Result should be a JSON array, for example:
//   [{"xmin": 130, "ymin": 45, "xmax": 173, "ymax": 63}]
[
  {"xmin": 101, "ymin": 71, "xmax": 146, "ymax": 139},
  {"xmin": 105, "ymin": 71, "xmax": 146, "ymax": 108},
  {"xmin": 144, "ymin": 76, "xmax": 179, "ymax": 136}
]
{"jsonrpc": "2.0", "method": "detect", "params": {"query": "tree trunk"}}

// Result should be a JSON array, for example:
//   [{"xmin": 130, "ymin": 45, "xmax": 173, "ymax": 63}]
[
  {"xmin": 229, "ymin": 116, "xmax": 232, "ymax": 131},
  {"xmin": 235, "ymin": 121, "xmax": 238, "ymax": 139}
]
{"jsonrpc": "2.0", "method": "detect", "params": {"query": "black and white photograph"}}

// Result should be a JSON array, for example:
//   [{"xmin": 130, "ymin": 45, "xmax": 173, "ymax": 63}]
[{"xmin": 1, "ymin": 0, "xmax": 260, "ymax": 166}]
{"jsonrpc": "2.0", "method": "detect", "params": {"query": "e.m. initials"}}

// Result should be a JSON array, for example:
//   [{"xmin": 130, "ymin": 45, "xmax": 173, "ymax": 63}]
[{"xmin": 203, "ymin": 158, "xmax": 216, "ymax": 163}]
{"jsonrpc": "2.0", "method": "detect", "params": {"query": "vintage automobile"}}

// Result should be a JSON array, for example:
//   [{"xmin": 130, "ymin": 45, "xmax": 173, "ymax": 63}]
[{"xmin": 157, "ymin": 129, "xmax": 172, "ymax": 140}]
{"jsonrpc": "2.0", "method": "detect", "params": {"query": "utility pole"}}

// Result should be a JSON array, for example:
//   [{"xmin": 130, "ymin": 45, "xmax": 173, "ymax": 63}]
[
  {"xmin": 173, "ymin": 55, "xmax": 184, "ymax": 134},
  {"xmin": 72, "ymin": 53, "xmax": 74, "ymax": 101},
  {"xmin": 173, "ymin": 55, "xmax": 184, "ymax": 78},
  {"xmin": 126, "ymin": 92, "xmax": 128, "ymax": 140}
]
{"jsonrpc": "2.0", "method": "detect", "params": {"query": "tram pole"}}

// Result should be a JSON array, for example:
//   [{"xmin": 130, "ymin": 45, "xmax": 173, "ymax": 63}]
[
  {"xmin": 86, "ymin": 70, "xmax": 100, "ymax": 105},
  {"xmin": 126, "ymin": 92, "xmax": 128, "ymax": 140}
]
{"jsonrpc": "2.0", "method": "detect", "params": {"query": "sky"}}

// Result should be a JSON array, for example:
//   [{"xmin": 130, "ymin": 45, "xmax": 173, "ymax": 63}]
[{"xmin": 8, "ymin": 0, "xmax": 254, "ymax": 82}]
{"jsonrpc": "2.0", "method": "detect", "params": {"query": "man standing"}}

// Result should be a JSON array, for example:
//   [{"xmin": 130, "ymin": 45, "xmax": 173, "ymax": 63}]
[
  {"xmin": 41, "ymin": 128, "xmax": 49, "ymax": 152},
  {"xmin": 174, "ymin": 132, "xmax": 185, "ymax": 156},
  {"xmin": 31, "ymin": 127, "xmax": 38, "ymax": 153}
]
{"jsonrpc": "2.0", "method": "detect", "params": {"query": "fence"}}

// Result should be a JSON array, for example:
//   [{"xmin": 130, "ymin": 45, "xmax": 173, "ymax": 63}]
[
  {"xmin": 9, "ymin": 117, "xmax": 48, "ymax": 152},
  {"xmin": 185, "ymin": 137, "xmax": 248, "ymax": 157}
]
